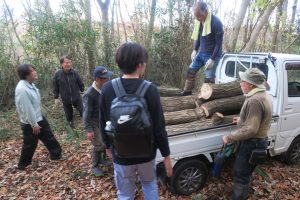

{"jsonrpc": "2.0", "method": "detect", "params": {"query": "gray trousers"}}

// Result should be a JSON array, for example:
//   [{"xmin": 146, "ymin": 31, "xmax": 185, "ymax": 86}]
[{"xmin": 91, "ymin": 119, "xmax": 106, "ymax": 152}]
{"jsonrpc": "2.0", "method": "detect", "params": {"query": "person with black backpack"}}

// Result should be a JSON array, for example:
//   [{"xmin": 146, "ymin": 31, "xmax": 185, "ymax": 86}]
[{"xmin": 99, "ymin": 42, "xmax": 173, "ymax": 199}]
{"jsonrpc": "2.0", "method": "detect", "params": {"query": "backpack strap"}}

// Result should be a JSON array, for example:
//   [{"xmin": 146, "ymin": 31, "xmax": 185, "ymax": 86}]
[
  {"xmin": 135, "ymin": 80, "xmax": 152, "ymax": 97},
  {"xmin": 112, "ymin": 78, "xmax": 127, "ymax": 98}
]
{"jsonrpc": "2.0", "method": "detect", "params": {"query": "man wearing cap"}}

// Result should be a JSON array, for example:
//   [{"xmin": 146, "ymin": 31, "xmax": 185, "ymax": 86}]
[
  {"xmin": 223, "ymin": 68, "xmax": 272, "ymax": 199},
  {"xmin": 181, "ymin": 1, "xmax": 224, "ymax": 96},
  {"xmin": 83, "ymin": 66, "xmax": 113, "ymax": 176}
]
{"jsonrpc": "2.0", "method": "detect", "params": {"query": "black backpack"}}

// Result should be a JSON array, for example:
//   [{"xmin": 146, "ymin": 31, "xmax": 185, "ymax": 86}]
[{"xmin": 110, "ymin": 78, "xmax": 154, "ymax": 159}]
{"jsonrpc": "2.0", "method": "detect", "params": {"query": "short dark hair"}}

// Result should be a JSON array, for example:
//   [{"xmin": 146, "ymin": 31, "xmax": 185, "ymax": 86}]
[
  {"xmin": 115, "ymin": 42, "xmax": 148, "ymax": 74},
  {"xmin": 60, "ymin": 55, "xmax": 72, "ymax": 64},
  {"xmin": 17, "ymin": 64, "xmax": 35, "ymax": 80},
  {"xmin": 194, "ymin": 1, "xmax": 208, "ymax": 13}
]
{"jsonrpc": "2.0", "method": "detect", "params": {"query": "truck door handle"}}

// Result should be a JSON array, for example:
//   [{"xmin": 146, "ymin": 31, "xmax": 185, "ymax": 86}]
[{"xmin": 285, "ymin": 104, "xmax": 293, "ymax": 111}]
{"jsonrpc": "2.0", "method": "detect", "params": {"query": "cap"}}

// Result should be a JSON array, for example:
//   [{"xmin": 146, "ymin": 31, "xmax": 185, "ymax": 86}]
[{"xmin": 93, "ymin": 66, "xmax": 113, "ymax": 79}]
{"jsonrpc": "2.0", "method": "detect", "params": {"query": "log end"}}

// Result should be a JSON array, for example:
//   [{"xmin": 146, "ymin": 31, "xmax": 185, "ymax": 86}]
[{"xmin": 200, "ymin": 83, "xmax": 213, "ymax": 100}]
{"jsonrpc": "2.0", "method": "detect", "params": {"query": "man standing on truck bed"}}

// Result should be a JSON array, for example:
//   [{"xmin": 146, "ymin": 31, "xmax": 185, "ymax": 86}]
[
  {"xmin": 53, "ymin": 55, "xmax": 84, "ymax": 127},
  {"xmin": 223, "ymin": 68, "xmax": 273, "ymax": 200},
  {"xmin": 181, "ymin": 1, "xmax": 224, "ymax": 96}
]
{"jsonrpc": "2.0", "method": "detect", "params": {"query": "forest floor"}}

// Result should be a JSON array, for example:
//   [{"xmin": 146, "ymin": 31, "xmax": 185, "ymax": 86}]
[{"xmin": 1, "ymin": 98, "xmax": 300, "ymax": 200}]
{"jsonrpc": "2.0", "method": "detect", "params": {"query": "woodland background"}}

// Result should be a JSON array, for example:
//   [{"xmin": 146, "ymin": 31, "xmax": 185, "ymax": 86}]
[
  {"xmin": 0, "ymin": 0, "xmax": 299, "ymax": 108},
  {"xmin": 0, "ymin": 0, "xmax": 300, "ymax": 199}
]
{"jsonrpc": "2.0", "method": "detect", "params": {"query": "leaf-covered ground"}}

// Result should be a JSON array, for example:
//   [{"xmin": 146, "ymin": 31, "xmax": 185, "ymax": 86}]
[{"xmin": 1, "ymin": 100, "xmax": 300, "ymax": 200}]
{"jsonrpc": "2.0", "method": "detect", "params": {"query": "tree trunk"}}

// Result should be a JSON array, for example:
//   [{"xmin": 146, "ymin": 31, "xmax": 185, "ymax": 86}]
[
  {"xmin": 110, "ymin": 0, "xmax": 116, "ymax": 42},
  {"xmin": 164, "ymin": 107, "xmax": 205, "ymax": 125},
  {"xmin": 43, "ymin": 0, "xmax": 53, "ymax": 16},
  {"xmin": 158, "ymin": 86, "xmax": 181, "ymax": 97},
  {"xmin": 201, "ymin": 95, "xmax": 245, "ymax": 117},
  {"xmin": 229, "ymin": 0, "xmax": 251, "ymax": 52},
  {"xmin": 271, "ymin": 2, "xmax": 283, "ymax": 52},
  {"xmin": 97, "ymin": 0, "xmax": 111, "ymax": 66},
  {"xmin": 199, "ymin": 81, "xmax": 242, "ymax": 100},
  {"xmin": 161, "ymin": 95, "xmax": 196, "ymax": 112},
  {"xmin": 243, "ymin": 0, "xmax": 284, "ymax": 52},
  {"xmin": 167, "ymin": 0, "xmax": 174, "ymax": 27},
  {"xmin": 243, "ymin": 9, "xmax": 250, "ymax": 45},
  {"xmin": 145, "ymin": 0, "xmax": 157, "ymax": 49},
  {"xmin": 83, "ymin": 0, "xmax": 96, "ymax": 77},
  {"xmin": 288, "ymin": 0, "xmax": 298, "ymax": 53},
  {"xmin": 166, "ymin": 112, "xmax": 225, "ymax": 135},
  {"xmin": 279, "ymin": 0, "xmax": 288, "ymax": 52},
  {"xmin": 118, "ymin": 0, "xmax": 128, "ymax": 42},
  {"xmin": 261, "ymin": 23, "xmax": 270, "ymax": 51},
  {"xmin": 3, "ymin": 0, "xmax": 28, "ymax": 56}
]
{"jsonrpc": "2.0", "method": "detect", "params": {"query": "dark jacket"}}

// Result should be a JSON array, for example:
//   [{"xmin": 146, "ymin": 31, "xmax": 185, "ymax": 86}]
[
  {"xmin": 53, "ymin": 69, "xmax": 84, "ymax": 104},
  {"xmin": 83, "ymin": 85, "xmax": 100, "ymax": 132},
  {"xmin": 100, "ymin": 78, "xmax": 170, "ymax": 165},
  {"xmin": 194, "ymin": 14, "xmax": 224, "ymax": 60}
]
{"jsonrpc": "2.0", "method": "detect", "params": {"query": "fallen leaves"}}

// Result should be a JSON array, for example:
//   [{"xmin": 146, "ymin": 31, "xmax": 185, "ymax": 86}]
[{"xmin": 1, "ymin": 106, "xmax": 300, "ymax": 199}]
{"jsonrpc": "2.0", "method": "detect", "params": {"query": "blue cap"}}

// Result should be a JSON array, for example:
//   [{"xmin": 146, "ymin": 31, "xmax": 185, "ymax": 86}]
[{"xmin": 93, "ymin": 66, "xmax": 113, "ymax": 79}]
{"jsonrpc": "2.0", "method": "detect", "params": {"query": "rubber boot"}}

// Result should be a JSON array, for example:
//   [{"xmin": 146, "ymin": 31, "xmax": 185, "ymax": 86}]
[
  {"xmin": 231, "ymin": 183, "xmax": 250, "ymax": 200},
  {"xmin": 204, "ymin": 77, "xmax": 215, "ymax": 84},
  {"xmin": 181, "ymin": 69, "xmax": 197, "ymax": 96},
  {"xmin": 91, "ymin": 150, "xmax": 104, "ymax": 177},
  {"xmin": 99, "ymin": 151, "xmax": 112, "ymax": 167}
]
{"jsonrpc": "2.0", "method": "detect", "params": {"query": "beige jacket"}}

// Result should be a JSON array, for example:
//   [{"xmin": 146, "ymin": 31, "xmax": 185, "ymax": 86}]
[{"xmin": 228, "ymin": 89, "xmax": 273, "ymax": 142}]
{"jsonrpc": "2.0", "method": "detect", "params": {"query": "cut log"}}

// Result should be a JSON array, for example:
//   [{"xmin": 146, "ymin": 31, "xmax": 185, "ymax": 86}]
[
  {"xmin": 196, "ymin": 98, "xmax": 207, "ymax": 108},
  {"xmin": 161, "ymin": 95, "xmax": 196, "ymax": 112},
  {"xmin": 201, "ymin": 95, "xmax": 245, "ymax": 117},
  {"xmin": 199, "ymin": 81, "xmax": 242, "ymax": 100},
  {"xmin": 159, "ymin": 86, "xmax": 181, "ymax": 97},
  {"xmin": 223, "ymin": 115, "xmax": 238, "ymax": 124},
  {"xmin": 164, "ymin": 107, "xmax": 205, "ymax": 125},
  {"xmin": 166, "ymin": 112, "xmax": 224, "ymax": 135}
]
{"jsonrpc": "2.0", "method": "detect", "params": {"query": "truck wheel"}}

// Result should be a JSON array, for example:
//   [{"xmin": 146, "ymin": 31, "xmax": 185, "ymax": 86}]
[
  {"xmin": 285, "ymin": 137, "xmax": 300, "ymax": 165},
  {"xmin": 170, "ymin": 159, "xmax": 208, "ymax": 195}
]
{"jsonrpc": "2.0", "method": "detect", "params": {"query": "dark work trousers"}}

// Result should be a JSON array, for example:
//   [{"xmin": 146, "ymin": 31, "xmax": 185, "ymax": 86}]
[
  {"xmin": 18, "ymin": 117, "xmax": 62, "ymax": 168},
  {"xmin": 62, "ymin": 99, "xmax": 83, "ymax": 122},
  {"xmin": 232, "ymin": 138, "xmax": 268, "ymax": 200}
]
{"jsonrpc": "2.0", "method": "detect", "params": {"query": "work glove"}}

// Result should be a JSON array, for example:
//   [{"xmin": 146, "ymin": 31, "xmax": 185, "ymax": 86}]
[
  {"xmin": 191, "ymin": 50, "xmax": 197, "ymax": 61},
  {"xmin": 204, "ymin": 58, "xmax": 215, "ymax": 70}
]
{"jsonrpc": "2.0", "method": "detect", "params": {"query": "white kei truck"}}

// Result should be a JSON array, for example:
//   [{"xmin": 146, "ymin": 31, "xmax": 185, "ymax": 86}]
[{"xmin": 156, "ymin": 53, "xmax": 300, "ymax": 195}]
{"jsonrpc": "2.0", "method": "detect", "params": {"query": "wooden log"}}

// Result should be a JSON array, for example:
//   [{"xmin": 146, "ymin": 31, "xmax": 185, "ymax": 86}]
[
  {"xmin": 161, "ymin": 95, "xmax": 196, "ymax": 112},
  {"xmin": 199, "ymin": 81, "xmax": 242, "ymax": 100},
  {"xmin": 201, "ymin": 95, "xmax": 245, "ymax": 117},
  {"xmin": 164, "ymin": 107, "xmax": 205, "ymax": 125},
  {"xmin": 158, "ymin": 86, "xmax": 181, "ymax": 97},
  {"xmin": 195, "ymin": 98, "xmax": 207, "ymax": 108},
  {"xmin": 166, "ymin": 112, "xmax": 224, "ymax": 135}
]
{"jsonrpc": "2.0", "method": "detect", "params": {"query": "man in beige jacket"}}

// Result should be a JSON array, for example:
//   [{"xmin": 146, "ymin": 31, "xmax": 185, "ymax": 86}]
[{"xmin": 223, "ymin": 68, "xmax": 272, "ymax": 200}]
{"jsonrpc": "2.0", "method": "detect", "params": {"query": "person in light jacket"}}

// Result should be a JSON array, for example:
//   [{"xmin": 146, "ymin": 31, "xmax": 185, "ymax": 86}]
[{"xmin": 15, "ymin": 64, "xmax": 62, "ymax": 170}]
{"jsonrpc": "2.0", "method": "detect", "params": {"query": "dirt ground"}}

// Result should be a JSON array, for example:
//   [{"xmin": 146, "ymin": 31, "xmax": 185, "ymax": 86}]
[{"xmin": 1, "ymin": 102, "xmax": 300, "ymax": 200}]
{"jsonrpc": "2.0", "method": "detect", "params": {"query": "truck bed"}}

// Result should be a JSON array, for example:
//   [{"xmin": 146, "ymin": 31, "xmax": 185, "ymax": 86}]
[{"xmin": 156, "ymin": 122, "xmax": 237, "ymax": 163}]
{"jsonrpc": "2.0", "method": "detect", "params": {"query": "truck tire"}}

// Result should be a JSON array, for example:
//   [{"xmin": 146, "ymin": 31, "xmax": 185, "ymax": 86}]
[
  {"xmin": 170, "ymin": 159, "xmax": 208, "ymax": 195},
  {"xmin": 285, "ymin": 136, "xmax": 300, "ymax": 165}
]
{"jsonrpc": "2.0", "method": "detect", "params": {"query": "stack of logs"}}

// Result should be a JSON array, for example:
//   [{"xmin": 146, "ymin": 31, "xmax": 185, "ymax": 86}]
[{"xmin": 159, "ymin": 81, "xmax": 245, "ymax": 135}]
